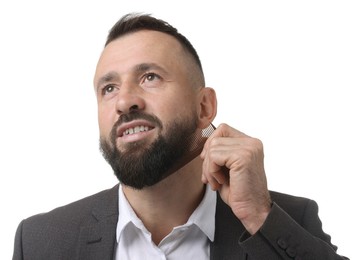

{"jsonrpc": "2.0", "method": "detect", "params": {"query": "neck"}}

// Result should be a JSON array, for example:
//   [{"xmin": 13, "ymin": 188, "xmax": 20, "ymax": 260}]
[{"xmin": 122, "ymin": 156, "xmax": 205, "ymax": 245}]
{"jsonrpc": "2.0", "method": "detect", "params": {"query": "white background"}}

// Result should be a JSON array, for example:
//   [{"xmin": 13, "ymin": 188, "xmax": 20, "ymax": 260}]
[{"xmin": 1, "ymin": 1, "xmax": 359, "ymax": 259}]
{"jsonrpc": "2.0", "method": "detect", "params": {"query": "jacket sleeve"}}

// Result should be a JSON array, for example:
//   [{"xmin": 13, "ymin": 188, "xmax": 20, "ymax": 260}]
[
  {"xmin": 12, "ymin": 220, "xmax": 24, "ymax": 260},
  {"xmin": 239, "ymin": 201, "xmax": 349, "ymax": 260}
]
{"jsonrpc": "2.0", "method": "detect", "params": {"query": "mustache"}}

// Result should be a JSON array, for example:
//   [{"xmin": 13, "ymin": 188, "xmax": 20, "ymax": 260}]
[{"xmin": 109, "ymin": 111, "xmax": 163, "ymax": 143}]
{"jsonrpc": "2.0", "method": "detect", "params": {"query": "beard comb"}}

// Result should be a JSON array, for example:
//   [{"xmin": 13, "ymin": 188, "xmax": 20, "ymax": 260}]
[{"xmin": 166, "ymin": 123, "xmax": 216, "ymax": 174}]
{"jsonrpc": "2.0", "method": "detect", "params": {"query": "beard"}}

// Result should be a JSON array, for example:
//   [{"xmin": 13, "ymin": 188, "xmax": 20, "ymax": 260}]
[{"xmin": 100, "ymin": 111, "xmax": 198, "ymax": 189}]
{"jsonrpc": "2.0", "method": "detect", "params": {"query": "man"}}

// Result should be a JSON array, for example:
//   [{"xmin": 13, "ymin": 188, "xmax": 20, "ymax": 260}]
[{"xmin": 13, "ymin": 13, "xmax": 348, "ymax": 260}]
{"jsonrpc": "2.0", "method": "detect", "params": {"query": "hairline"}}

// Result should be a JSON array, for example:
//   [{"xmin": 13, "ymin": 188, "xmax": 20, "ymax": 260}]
[
  {"xmin": 104, "ymin": 30, "xmax": 205, "ymax": 90},
  {"xmin": 104, "ymin": 14, "xmax": 205, "ymax": 87}
]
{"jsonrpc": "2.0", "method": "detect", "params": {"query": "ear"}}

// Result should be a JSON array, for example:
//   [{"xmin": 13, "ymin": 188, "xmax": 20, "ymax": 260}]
[{"xmin": 197, "ymin": 87, "xmax": 217, "ymax": 129}]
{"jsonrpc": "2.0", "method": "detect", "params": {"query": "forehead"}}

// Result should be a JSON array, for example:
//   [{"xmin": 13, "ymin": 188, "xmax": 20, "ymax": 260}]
[{"xmin": 94, "ymin": 30, "xmax": 186, "ymax": 82}]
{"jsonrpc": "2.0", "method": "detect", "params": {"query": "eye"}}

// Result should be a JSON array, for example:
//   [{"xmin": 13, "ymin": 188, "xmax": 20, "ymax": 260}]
[
  {"xmin": 141, "ymin": 72, "xmax": 162, "ymax": 88},
  {"xmin": 144, "ymin": 73, "xmax": 158, "ymax": 82},
  {"xmin": 102, "ymin": 84, "xmax": 116, "ymax": 95}
]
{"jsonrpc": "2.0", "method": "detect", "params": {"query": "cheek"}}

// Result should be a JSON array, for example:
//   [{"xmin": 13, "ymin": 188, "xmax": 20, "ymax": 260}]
[
  {"xmin": 154, "ymin": 99, "xmax": 182, "ymax": 121},
  {"xmin": 170, "ymin": 93, "xmax": 197, "ymax": 116},
  {"xmin": 97, "ymin": 107, "xmax": 115, "ymax": 137}
]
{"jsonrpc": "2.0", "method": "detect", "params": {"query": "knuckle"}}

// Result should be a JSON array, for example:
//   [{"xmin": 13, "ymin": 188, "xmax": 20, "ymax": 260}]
[{"xmin": 217, "ymin": 123, "xmax": 229, "ymax": 130}]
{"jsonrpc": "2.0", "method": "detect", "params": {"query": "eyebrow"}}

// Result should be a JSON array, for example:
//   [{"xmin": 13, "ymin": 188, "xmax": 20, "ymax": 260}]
[
  {"xmin": 134, "ymin": 63, "xmax": 168, "ymax": 75},
  {"xmin": 96, "ymin": 71, "xmax": 120, "ymax": 90}
]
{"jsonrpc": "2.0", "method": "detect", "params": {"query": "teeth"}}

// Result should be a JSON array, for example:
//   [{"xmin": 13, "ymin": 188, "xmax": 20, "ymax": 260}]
[{"xmin": 123, "ymin": 126, "xmax": 149, "ymax": 136}]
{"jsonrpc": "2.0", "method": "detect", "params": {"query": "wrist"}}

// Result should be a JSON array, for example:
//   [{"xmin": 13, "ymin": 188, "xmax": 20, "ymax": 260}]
[{"xmin": 241, "ymin": 203, "xmax": 272, "ymax": 235}]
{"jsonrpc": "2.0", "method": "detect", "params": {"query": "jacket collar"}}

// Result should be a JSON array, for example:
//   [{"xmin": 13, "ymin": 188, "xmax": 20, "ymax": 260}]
[
  {"xmin": 210, "ymin": 193, "xmax": 247, "ymax": 259},
  {"xmin": 77, "ymin": 184, "xmax": 120, "ymax": 260},
  {"xmin": 76, "ymin": 185, "xmax": 247, "ymax": 259}
]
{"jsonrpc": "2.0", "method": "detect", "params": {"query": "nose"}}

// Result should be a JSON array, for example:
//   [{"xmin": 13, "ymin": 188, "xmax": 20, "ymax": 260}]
[{"xmin": 115, "ymin": 84, "xmax": 145, "ymax": 115}]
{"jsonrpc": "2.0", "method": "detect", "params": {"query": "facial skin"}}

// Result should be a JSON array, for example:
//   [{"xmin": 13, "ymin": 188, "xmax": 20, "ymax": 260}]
[
  {"xmin": 99, "ymin": 111, "xmax": 198, "ymax": 189},
  {"xmin": 94, "ymin": 30, "xmax": 211, "ymax": 189}
]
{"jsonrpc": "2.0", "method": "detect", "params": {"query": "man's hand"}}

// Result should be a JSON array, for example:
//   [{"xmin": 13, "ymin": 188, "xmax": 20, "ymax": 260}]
[{"xmin": 201, "ymin": 123, "xmax": 272, "ymax": 234}]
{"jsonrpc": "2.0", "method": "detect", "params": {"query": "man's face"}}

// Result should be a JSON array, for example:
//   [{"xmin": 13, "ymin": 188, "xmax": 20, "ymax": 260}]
[{"xmin": 93, "ymin": 30, "xmax": 202, "ymax": 189}]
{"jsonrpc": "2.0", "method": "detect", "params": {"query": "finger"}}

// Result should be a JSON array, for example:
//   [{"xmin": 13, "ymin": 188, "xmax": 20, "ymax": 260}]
[
  {"xmin": 202, "ymin": 149, "xmax": 228, "ymax": 190},
  {"xmin": 202, "ymin": 148, "xmax": 219, "ymax": 189},
  {"xmin": 211, "ymin": 123, "xmax": 250, "ymax": 139},
  {"xmin": 202, "ymin": 171, "xmax": 225, "ymax": 188},
  {"xmin": 201, "ymin": 123, "xmax": 250, "ymax": 158},
  {"xmin": 211, "ymin": 170, "xmax": 228, "ymax": 185}
]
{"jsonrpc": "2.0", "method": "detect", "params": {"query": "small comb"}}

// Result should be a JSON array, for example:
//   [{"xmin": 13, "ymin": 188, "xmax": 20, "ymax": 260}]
[{"xmin": 167, "ymin": 123, "xmax": 216, "ymax": 174}]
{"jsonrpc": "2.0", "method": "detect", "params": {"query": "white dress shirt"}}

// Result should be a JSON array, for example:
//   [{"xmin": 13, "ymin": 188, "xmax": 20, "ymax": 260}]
[{"xmin": 115, "ymin": 184, "xmax": 216, "ymax": 260}]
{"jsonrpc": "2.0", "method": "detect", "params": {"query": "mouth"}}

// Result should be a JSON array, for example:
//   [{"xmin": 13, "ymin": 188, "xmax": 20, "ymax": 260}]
[
  {"xmin": 123, "ymin": 125, "xmax": 151, "ymax": 136},
  {"xmin": 117, "ymin": 121, "xmax": 155, "ymax": 139}
]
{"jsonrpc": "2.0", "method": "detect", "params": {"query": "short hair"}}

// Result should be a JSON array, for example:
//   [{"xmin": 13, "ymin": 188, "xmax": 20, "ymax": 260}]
[{"xmin": 106, "ymin": 13, "xmax": 204, "ymax": 75}]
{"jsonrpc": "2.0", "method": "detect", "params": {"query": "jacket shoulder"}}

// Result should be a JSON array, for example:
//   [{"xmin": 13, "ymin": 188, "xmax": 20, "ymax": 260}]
[
  {"xmin": 269, "ymin": 190, "xmax": 315, "ymax": 223},
  {"xmin": 24, "ymin": 184, "xmax": 119, "ymax": 227},
  {"xmin": 13, "ymin": 184, "xmax": 119, "ymax": 259}
]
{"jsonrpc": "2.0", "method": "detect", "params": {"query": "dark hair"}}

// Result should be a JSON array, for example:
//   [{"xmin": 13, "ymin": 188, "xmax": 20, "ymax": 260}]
[{"xmin": 106, "ymin": 13, "xmax": 203, "ymax": 74}]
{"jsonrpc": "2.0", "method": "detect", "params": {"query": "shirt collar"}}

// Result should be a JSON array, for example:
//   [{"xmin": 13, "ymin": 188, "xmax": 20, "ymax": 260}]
[
  {"xmin": 116, "ymin": 186, "xmax": 144, "ymax": 242},
  {"xmin": 116, "ymin": 184, "xmax": 216, "ymax": 242},
  {"xmin": 186, "ymin": 184, "xmax": 216, "ymax": 241}
]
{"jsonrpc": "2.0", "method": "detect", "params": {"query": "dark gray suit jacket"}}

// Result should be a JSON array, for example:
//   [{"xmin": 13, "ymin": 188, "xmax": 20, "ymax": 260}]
[{"xmin": 13, "ymin": 184, "xmax": 348, "ymax": 259}]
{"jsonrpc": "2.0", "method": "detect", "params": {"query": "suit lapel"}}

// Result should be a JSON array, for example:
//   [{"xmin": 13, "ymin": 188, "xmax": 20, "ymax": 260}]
[
  {"xmin": 210, "ymin": 193, "xmax": 247, "ymax": 260},
  {"xmin": 77, "ymin": 184, "xmax": 120, "ymax": 260},
  {"xmin": 75, "ymin": 185, "xmax": 248, "ymax": 259}
]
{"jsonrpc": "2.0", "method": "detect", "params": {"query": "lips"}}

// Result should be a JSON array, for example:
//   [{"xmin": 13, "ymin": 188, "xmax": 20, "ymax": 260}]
[
  {"xmin": 117, "ymin": 121, "xmax": 154, "ymax": 137},
  {"xmin": 123, "ymin": 125, "xmax": 150, "ymax": 136}
]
